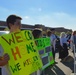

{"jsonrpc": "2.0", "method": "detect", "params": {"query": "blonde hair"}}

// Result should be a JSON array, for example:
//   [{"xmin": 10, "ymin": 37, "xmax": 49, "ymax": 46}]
[{"xmin": 60, "ymin": 32, "xmax": 66, "ymax": 38}]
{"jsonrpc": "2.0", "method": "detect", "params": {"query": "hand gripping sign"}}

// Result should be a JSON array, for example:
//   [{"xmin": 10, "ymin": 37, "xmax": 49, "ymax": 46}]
[{"xmin": 0, "ymin": 30, "xmax": 43, "ymax": 75}]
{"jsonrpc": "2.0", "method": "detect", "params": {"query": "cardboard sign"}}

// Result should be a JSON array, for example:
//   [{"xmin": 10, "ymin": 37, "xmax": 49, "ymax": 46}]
[
  {"xmin": 0, "ymin": 30, "xmax": 43, "ymax": 75},
  {"xmin": 35, "ymin": 37, "xmax": 54, "ymax": 70}
]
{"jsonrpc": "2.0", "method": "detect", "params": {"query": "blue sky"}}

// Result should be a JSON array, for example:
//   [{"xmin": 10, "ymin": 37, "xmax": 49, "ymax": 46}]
[{"xmin": 0, "ymin": 0, "xmax": 76, "ymax": 31}]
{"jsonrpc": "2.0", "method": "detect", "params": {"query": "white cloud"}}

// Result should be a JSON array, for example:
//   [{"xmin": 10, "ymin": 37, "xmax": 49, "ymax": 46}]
[
  {"xmin": 29, "ymin": 7, "xmax": 42, "ymax": 12},
  {"xmin": 24, "ymin": 16, "xmax": 30, "ymax": 19}
]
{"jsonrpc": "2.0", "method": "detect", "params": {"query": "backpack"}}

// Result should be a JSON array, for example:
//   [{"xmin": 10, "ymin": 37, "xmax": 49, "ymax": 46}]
[
  {"xmin": 66, "ymin": 34, "xmax": 71, "ymax": 42},
  {"xmin": 55, "ymin": 35, "xmax": 60, "ymax": 45},
  {"xmin": 55, "ymin": 35, "xmax": 60, "ymax": 52}
]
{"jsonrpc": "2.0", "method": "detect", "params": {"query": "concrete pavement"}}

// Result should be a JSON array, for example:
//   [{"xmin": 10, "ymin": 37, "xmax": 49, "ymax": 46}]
[{"xmin": 42, "ymin": 50, "xmax": 74, "ymax": 75}]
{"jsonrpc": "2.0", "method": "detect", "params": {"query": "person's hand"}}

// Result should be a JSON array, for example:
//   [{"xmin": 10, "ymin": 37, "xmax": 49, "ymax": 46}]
[
  {"xmin": 3, "ymin": 53, "xmax": 10, "ymax": 61},
  {"xmin": 0, "ymin": 53, "xmax": 10, "ymax": 66}
]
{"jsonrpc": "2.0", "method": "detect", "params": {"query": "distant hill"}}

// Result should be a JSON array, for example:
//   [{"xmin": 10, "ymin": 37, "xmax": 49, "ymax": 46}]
[
  {"xmin": 53, "ymin": 27, "xmax": 72, "ymax": 32},
  {"xmin": 34, "ymin": 24, "xmax": 72, "ymax": 33},
  {"xmin": 0, "ymin": 21, "xmax": 72, "ymax": 33}
]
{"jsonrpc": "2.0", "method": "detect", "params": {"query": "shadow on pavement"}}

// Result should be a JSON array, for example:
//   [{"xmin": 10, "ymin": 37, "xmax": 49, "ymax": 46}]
[
  {"xmin": 42, "ymin": 65, "xmax": 65, "ymax": 75},
  {"xmin": 61, "ymin": 56, "xmax": 74, "ymax": 73}
]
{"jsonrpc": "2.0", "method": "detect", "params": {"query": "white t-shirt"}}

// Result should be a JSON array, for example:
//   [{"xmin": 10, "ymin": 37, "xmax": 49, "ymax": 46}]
[
  {"xmin": 60, "ymin": 37, "xmax": 67, "ymax": 46},
  {"xmin": 0, "ymin": 45, "xmax": 12, "ymax": 75}
]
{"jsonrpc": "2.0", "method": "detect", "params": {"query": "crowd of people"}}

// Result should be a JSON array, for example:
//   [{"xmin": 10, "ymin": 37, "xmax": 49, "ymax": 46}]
[
  {"xmin": 47, "ymin": 29, "xmax": 76, "ymax": 62},
  {"xmin": 0, "ymin": 14, "xmax": 76, "ymax": 75},
  {"xmin": 32, "ymin": 26, "xmax": 76, "ymax": 75}
]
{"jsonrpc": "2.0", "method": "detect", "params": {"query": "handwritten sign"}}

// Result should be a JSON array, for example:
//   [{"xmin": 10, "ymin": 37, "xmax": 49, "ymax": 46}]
[
  {"xmin": 35, "ymin": 38, "xmax": 45, "ymax": 50},
  {"xmin": 35, "ymin": 37, "xmax": 54, "ymax": 70},
  {"xmin": 0, "ymin": 30, "xmax": 43, "ymax": 75}
]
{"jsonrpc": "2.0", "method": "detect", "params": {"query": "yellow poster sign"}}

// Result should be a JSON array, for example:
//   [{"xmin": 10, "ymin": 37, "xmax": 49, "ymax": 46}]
[{"xmin": 0, "ymin": 30, "xmax": 43, "ymax": 75}]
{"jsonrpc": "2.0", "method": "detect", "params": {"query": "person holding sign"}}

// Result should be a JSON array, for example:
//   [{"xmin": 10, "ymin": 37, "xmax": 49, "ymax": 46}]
[
  {"xmin": 32, "ymin": 28, "xmax": 42, "ymax": 75},
  {"xmin": 0, "ymin": 14, "xmax": 22, "ymax": 75}
]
